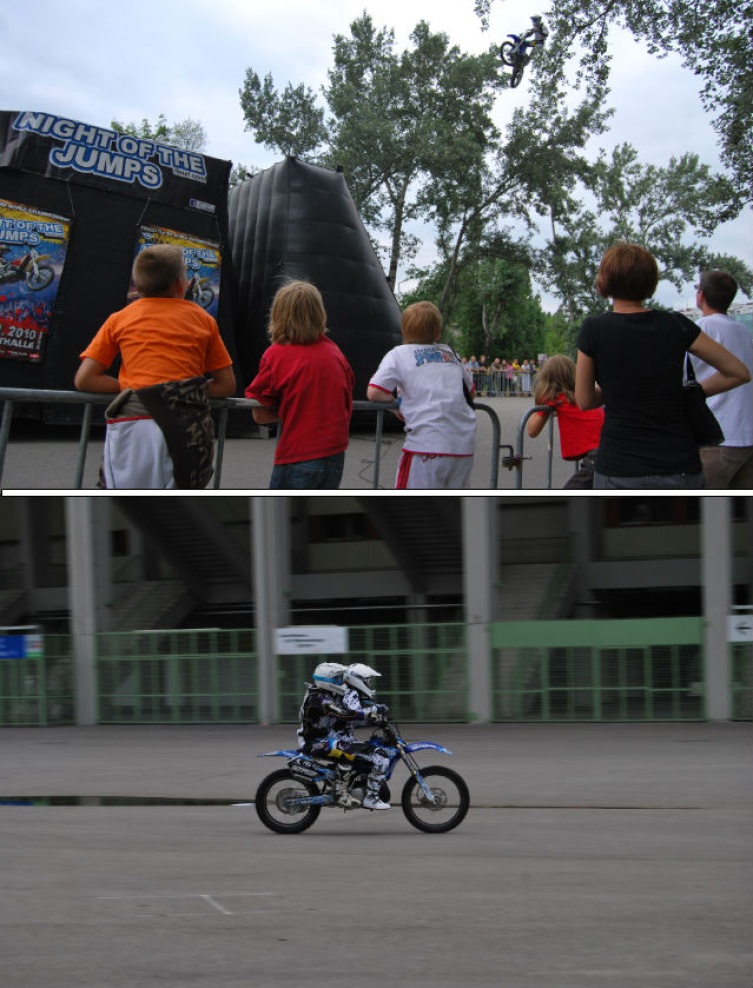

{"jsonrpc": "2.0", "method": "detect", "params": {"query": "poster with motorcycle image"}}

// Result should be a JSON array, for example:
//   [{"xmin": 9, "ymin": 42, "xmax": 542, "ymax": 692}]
[
  {"xmin": 132, "ymin": 225, "xmax": 221, "ymax": 318},
  {"xmin": 0, "ymin": 199, "xmax": 70, "ymax": 362}
]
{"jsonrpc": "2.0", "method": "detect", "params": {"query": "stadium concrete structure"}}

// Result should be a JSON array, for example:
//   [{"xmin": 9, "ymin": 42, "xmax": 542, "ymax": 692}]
[{"xmin": 0, "ymin": 495, "xmax": 750, "ymax": 723}]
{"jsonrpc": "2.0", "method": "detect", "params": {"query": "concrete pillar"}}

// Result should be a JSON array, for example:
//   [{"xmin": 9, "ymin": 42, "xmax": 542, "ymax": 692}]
[
  {"xmin": 17, "ymin": 497, "xmax": 50, "ymax": 592},
  {"xmin": 702, "ymin": 497, "xmax": 732, "ymax": 720},
  {"xmin": 65, "ymin": 497, "xmax": 111, "ymax": 725},
  {"xmin": 568, "ymin": 497, "xmax": 600, "ymax": 617},
  {"xmin": 462, "ymin": 497, "xmax": 497, "ymax": 722},
  {"xmin": 252, "ymin": 496, "xmax": 291, "ymax": 723}
]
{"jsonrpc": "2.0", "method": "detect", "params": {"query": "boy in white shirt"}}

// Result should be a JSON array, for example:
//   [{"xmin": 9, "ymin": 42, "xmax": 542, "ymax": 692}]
[{"xmin": 367, "ymin": 301, "xmax": 476, "ymax": 489}]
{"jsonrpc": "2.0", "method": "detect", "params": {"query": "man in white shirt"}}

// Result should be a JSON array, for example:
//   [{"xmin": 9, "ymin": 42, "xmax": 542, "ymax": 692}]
[{"xmin": 690, "ymin": 270, "xmax": 753, "ymax": 489}]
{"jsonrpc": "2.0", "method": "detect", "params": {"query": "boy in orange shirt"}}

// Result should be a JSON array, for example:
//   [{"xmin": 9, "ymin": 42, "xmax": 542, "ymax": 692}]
[{"xmin": 75, "ymin": 245, "xmax": 235, "ymax": 488}]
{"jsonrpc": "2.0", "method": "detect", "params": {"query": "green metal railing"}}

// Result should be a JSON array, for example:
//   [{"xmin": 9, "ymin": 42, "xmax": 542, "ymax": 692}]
[
  {"xmin": 2, "ymin": 618, "xmax": 748, "ymax": 726},
  {"xmin": 0, "ymin": 634, "xmax": 75, "ymax": 726},
  {"xmin": 95, "ymin": 628, "xmax": 257, "ymax": 724},
  {"xmin": 490, "ymin": 617, "xmax": 706, "ymax": 721},
  {"xmin": 731, "ymin": 642, "xmax": 753, "ymax": 721},
  {"xmin": 276, "ymin": 622, "xmax": 468, "ymax": 722}
]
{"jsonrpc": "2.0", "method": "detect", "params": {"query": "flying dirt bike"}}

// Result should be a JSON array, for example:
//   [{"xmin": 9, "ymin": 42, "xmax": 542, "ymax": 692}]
[
  {"xmin": 499, "ymin": 34, "xmax": 534, "ymax": 89},
  {"xmin": 0, "ymin": 246, "xmax": 55, "ymax": 291},
  {"xmin": 255, "ymin": 718, "xmax": 470, "ymax": 834}
]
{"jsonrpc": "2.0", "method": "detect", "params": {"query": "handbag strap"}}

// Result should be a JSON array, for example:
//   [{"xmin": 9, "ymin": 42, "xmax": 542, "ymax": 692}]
[{"xmin": 668, "ymin": 311, "xmax": 698, "ymax": 385}]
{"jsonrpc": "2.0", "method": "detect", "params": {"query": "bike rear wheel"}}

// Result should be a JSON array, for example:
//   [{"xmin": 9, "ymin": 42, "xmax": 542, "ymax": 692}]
[
  {"xmin": 509, "ymin": 62, "xmax": 524, "ymax": 88},
  {"xmin": 255, "ymin": 768, "xmax": 321, "ymax": 834},
  {"xmin": 401, "ymin": 766, "xmax": 470, "ymax": 833}
]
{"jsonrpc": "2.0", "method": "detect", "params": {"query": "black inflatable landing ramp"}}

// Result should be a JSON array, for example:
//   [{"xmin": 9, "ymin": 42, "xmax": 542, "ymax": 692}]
[{"xmin": 227, "ymin": 157, "xmax": 402, "ymax": 398}]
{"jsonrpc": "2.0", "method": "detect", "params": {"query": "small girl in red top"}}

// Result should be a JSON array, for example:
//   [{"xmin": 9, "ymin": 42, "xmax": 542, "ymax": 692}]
[{"xmin": 527, "ymin": 354, "xmax": 604, "ymax": 489}]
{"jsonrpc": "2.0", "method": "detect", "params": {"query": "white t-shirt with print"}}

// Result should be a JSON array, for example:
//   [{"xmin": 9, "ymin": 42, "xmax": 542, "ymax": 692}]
[
  {"xmin": 691, "ymin": 313, "xmax": 753, "ymax": 447},
  {"xmin": 369, "ymin": 343, "xmax": 476, "ymax": 455}
]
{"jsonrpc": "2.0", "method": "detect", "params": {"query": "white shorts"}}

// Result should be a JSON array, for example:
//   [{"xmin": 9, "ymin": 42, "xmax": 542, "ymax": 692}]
[
  {"xmin": 103, "ymin": 417, "xmax": 175, "ymax": 489},
  {"xmin": 395, "ymin": 450, "xmax": 473, "ymax": 490}
]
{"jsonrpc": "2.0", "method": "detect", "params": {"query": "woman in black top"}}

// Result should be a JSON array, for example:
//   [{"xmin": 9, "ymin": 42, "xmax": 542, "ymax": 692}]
[{"xmin": 575, "ymin": 243, "xmax": 750, "ymax": 489}]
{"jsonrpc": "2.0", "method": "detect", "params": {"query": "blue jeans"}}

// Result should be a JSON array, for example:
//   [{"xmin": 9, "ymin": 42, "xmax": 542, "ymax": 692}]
[
  {"xmin": 269, "ymin": 452, "xmax": 345, "ymax": 489},
  {"xmin": 593, "ymin": 470, "xmax": 705, "ymax": 489}
]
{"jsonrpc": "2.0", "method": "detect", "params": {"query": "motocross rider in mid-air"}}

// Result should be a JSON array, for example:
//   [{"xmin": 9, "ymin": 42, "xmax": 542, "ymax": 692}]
[
  {"xmin": 297, "ymin": 661, "xmax": 391, "ymax": 810},
  {"xmin": 519, "ymin": 14, "xmax": 549, "ymax": 54}
]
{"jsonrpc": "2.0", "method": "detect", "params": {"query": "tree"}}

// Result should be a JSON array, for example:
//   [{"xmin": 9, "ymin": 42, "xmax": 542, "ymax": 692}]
[
  {"xmin": 473, "ymin": 0, "xmax": 752, "ymax": 203},
  {"xmin": 536, "ymin": 142, "xmax": 753, "ymax": 315},
  {"xmin": 238, "ymin": 72, "xmax": 326, "ymax": 157},
  {"xmin": 111, "ymin": 114, "xmax": 208, "ymax": 152},
  {"xmin": 409, "ymin": 255, "xmax": 548, "ymax": 359},
  {"xmin": 429, "ymin": 61, "xmax": 612, "ymax": 317},
  {"xmin": 238, "ymin": 15, "xmax": 502, "ymax": 290}
]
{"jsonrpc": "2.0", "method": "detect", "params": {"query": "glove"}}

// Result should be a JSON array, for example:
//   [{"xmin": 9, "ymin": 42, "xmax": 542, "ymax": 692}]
[{"xmin": 368, "ymin": 704, "xmax": 389, "ymax": 724}]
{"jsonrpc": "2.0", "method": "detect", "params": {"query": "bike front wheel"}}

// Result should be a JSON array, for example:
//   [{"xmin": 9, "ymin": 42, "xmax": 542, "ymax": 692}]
[
  {"xmin": 401, "ymin": 766, "xmax": 470, "ymax": 833},
  {"xmin": 27, "ymin": 266, "xmax": 54, "ymax": 291},
  {"xmin": 255, "ymin": 768, "xmax": 321, "ymax": 834},
  {"xmin": 499, "ymin": 41, "xmax": 517, "ymax": 66}
]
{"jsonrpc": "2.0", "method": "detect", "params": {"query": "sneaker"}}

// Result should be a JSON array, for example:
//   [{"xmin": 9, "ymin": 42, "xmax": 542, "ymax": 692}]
[{"xmin": 362, "ymin": 794, "xmax": 390, "ymax": 811}]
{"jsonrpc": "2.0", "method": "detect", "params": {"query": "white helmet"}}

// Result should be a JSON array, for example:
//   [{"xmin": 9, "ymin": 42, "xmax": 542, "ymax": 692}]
[
  {"xmin": 344, "ymin": 663, "xmax": 381, "ymax": 699},
  {"xmin": 312, "ymin": 662, "xmax": 347, "ymax": 695}
]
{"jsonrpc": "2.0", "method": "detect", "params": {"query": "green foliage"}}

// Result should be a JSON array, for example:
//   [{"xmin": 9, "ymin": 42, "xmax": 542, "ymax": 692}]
[
  {"xmin": 229, "ymin": 163, "xmax": 257, "ymax": 188},
  {"xmin": 537, "ymin": 141, "xmax": 753, "ymax": 316},
  {"xmin": 238, "ymin": 70, "xmax": 326, "ymax": 157},
  {"xmin": 111, "ymin": 114, "xmax": 207, "ymax": 152},
  {"xmin": 239, "ymin": 15, "xmax": 501, "ymax": 289},
  {"xmin": 473, "ymin": 0, "xmax": 752, "ymax": 203},
  {"xmin": 233, "ymin": 7, "xmax": 751, "ymax": 323},
  {"xmin": 408, "ymin": 255, "xmax": 548, "ymax": 359}
]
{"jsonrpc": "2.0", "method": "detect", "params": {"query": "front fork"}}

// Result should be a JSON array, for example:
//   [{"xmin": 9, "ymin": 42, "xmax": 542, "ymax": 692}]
[{"xmin": 398, "ymin": 744, "xmax": 438, "ymax": 805}]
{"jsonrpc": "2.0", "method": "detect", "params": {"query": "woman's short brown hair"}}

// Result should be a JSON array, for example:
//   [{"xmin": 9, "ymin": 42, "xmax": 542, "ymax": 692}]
[
  {"xmin": 596, "ymin": 243, "xmax": 659, "ymax": 302},
  {"xmin": 132, "ymin": 245, "xmax": 186, "ymax": 296},
  {"xmin": 402, "ymin": 301, "xmax": 442, "ymax": 344},
  {"xmin": 268, "ymin": 280, "xmax": 328, "ymax": 345}
]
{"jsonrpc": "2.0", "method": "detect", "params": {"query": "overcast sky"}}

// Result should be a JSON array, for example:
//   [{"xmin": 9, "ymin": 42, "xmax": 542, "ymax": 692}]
[{"xmin": 2, "ymin": 0, "xmax": 749, "ymax": 310}]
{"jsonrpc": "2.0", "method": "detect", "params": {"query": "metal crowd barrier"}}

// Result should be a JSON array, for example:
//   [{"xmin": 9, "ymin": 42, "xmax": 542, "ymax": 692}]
[
  {"xmin": 0, "ymin": 388, "xmax": 507, "ymax": 490},
  {"xmin": 510, "ymin": 405, "xmax": 556, "ymax": 489}
]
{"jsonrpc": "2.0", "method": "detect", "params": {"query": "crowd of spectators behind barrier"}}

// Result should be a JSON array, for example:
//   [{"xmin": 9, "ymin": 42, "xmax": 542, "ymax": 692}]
[{"xmin": 461, "ymin": 355, "xmax": 541, "ymax": 397}]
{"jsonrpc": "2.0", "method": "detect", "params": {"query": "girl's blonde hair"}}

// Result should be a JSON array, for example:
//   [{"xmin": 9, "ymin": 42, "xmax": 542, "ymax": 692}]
[
  {"xmin": 534, "ymin": 354, "xmax": 576, "ymax": 405},
  {"xmin": 268, "ymin": 280, "xmax": 328, "ymax": 345}
]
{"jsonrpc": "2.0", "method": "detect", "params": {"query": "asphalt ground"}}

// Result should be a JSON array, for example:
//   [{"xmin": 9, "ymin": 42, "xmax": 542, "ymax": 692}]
[
  {"xmin": 0, "ymin": 722, "xmax": 750, "ymax": 988},
  {"xmin": 0, "ymin": 395, "xmax": 576, "ymax": 491}
]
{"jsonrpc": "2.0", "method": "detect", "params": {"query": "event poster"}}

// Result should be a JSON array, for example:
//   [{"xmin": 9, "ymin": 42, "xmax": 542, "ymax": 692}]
[
  {"xmin": 0, "ymin": 199, "xmax": 71, "ymax": 362},
  {"xmin": 132, "ymin": 225, "xmax": 221, "ymax": 319}
]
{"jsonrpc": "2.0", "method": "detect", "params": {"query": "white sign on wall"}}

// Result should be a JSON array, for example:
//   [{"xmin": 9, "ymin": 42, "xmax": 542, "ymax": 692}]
[
  {"xmin": 275, "ymin": 626, "xmax": 349, "ymax": 655},
  {"xmin": 727, "ymin": 615, "xmax": 753, "ymax": 643}
]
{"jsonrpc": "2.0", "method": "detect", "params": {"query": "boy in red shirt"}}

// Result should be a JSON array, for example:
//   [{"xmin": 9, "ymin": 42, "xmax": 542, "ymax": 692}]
[
  {"xmin": 527, "ymin": 354, "xmax": 604, "ymax": 489},
  {"xmin": 75, "ymin": 245, "xmax": 235, "ymax": 488},
  {"xmin": 245, "ymin": 280, "xmax": 354, "ymax": 489}
]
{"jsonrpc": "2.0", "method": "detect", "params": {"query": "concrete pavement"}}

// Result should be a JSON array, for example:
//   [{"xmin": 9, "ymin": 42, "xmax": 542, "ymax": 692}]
[{"xmin": 1, "ymin": 722, "xmax": 751, "ymax": 988}]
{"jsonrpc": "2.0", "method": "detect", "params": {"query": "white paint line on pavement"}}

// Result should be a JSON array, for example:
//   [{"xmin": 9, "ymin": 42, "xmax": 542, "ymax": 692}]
[{"xmin": 201, "ymin": 895, "xmax": 233, "ymax": 915}]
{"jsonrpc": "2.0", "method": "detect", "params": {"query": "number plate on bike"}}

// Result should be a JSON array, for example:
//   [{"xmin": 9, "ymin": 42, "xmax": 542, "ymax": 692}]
[{"xmin": 288, "ymin": 756, "xmax": 323, "ymax": 780}]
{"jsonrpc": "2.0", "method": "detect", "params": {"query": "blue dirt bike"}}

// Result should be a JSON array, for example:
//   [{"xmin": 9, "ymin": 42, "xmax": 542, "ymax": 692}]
[
  {"xmin": 499, "ymin": 34, "xmax": 532, "ymax": 88},
  {"xmin": 255, "ymin": 719, "xmax": 470, "ymax": 834}
]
